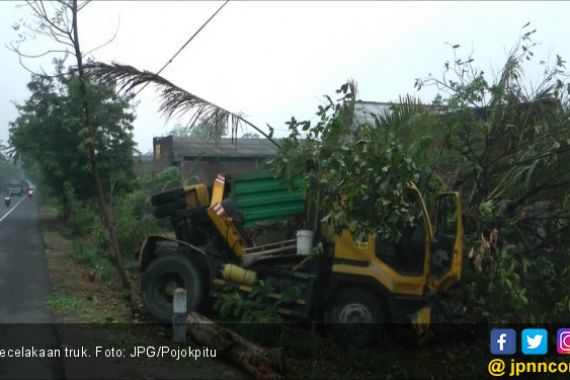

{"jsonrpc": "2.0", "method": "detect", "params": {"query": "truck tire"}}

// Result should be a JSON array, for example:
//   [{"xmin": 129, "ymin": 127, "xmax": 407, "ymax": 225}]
[
  {"xmin": 151, "ymin": 187, "xmax": 185, "ymax": 206},
  {"xmin": 325, "ymin": 287, "xmax": 386, "ymax": 349},
  {"xmin": 141, "ymin": 253, "xmax": 205, "ymax": 323}
]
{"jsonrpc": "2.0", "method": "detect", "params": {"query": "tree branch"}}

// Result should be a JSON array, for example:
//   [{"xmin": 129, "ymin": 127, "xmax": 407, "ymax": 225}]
[
  {"xmin": 11, "ymin": 48, "xmax": 69, "ymax": 79},
  {"xmin": 83, "ymin": 14, "xmax": 120, "ymax": 57},
  {"xmin": 6, "ymin": 43, "xmax": 71, "ymax": 59},
  {"xmin": 28, "ymin": 0, "xmax": 69, "ymax": 36},
  {"xmin": 83, "ymin": 62, "xmax": 280, "ymax": 147}
]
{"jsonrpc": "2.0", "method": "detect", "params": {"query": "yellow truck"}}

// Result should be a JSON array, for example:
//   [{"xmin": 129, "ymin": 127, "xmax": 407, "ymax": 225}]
[{"xmin": 138, "ymin": 172, "xmax": 463, "ymax": 346}]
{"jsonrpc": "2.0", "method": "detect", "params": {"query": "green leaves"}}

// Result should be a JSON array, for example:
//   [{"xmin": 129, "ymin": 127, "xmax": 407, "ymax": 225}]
[
  {"xmin": 9, "ymin": 62, "xmax": 137, "ymax": 206},
  {"xmin": 271, "ymin": 81, "xmax": 420, "ymax": 242},
  {"xmin": 417, "ymin": 25, "xmax": 570, "ymax": 324}
]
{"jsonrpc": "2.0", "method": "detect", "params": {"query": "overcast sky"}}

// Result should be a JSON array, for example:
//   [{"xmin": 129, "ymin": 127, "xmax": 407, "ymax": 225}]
[{"xmin": 1, "ymin": 1, "xmax": 569, "ymax": 154}]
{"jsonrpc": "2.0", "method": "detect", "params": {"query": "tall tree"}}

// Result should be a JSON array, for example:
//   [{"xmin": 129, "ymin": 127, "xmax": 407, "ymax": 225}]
[
  {"xmin": 10, "ymin": 0, "xmax": 134, "ymax": 304},
  {"xmin": 170, "ymin": 119, "xmax": 228, "ymax": 140},
  {"xmin": 10, "ymin": 64, "xmax": 136, "ymax": 213}
]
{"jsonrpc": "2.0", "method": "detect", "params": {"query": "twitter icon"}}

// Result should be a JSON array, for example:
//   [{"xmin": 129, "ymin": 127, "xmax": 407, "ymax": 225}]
[{"xmin": 522, "ymin": 329, "xmax": 548, "ymax": 355}]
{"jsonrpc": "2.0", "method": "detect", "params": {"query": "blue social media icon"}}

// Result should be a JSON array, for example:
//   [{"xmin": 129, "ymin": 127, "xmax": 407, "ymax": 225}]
[
  {"xmin": 490, "ymin": 328, "xmax": 516, "ymax": 355},
  {"xmin": 522, "ymin": 329, "xmax": 548, "ymax": 355}
]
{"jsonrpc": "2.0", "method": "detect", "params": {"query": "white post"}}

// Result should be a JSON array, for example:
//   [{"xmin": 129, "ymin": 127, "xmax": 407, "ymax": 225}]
[{"xmin": 172, "ymin": 288, "xmax": 187, "ymax": 343}]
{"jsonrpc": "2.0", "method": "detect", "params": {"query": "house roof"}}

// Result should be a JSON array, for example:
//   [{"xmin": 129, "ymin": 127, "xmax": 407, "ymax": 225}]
[
  {"xmin": 172, "ymin": 137, "xmax": 279, "ymax": 159},
  {"xmin": 352, "ymin": 101, "xmax": 392, "ymax": 126},
  {"xmin": 160, "ymin": 101, "xmax": 396, "ymax": 160}
]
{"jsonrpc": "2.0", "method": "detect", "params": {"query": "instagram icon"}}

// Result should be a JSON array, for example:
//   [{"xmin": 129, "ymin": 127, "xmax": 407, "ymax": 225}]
[{"xmin": 557, "ymin": 329, "xmax": 570, "ymax": 354}]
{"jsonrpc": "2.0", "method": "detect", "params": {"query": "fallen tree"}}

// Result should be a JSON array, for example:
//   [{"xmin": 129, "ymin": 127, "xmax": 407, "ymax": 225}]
[{"xmin": 186, "ymin": 312, "xmax": 285, "ymax": 380}]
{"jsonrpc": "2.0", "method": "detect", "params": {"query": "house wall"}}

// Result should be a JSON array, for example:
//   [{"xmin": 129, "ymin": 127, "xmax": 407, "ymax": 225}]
[
  {"xmin": 151, "ymin": 135, "xmax": 274, "ymax": 185},
  {"xmin": 153, "ymin": 136, "xmax": 174, "ymax": 171}
]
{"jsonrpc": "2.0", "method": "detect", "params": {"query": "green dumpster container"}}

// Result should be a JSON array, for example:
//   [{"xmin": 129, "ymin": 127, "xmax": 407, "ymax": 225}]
[{"xmin": 229, "ymin": 171, "xmax": 305, "ymax": 229}]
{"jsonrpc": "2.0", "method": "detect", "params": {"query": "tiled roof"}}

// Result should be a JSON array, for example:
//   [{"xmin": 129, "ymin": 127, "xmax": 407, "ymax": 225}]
[{"xmin": 172, "ymin": 138, "xmax": 279, "ymax": 158}]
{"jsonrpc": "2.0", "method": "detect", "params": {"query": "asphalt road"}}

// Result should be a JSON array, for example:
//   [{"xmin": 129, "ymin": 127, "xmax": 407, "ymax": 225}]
[{"xmin": 0, "ymin": 195, "xmax": 65, "ymax": 379}]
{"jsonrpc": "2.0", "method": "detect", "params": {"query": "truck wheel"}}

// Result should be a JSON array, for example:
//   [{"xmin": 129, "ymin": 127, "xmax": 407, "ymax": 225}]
[
  {"xmin": 325, "ymin": 287, "xmax": 386, "ymax": 349},
  {"xmin": 141, "ymin": 253, "xmax": 205, "ymax": 323}
]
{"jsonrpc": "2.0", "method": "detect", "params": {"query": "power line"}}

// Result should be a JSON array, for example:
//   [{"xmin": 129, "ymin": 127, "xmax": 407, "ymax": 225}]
[{"xmin": 135, "ymin": 0, "xmax": 230, "ymax": 96}]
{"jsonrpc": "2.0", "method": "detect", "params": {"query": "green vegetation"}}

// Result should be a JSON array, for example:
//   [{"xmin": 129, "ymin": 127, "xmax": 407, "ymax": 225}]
[
  {"xmin": 9, "ymin": 61, "xmax": 136, "ymax": 218},
  {"xmin": 7, "ymin": 62, "xmax": 184, "ymax": 290},
  {"xmin": 65, "ymin": 169, "xmax": 180, "ymax": 283},
  {"xmin": 213, "ymin": 279, "xmax": 305, "ymax": 344},
  {"xmin": 271, "ymin": 83, "xmax": 421, "ymax": 242},
  {"xmin": 272, "ymin": 25, "xmax": 570, "ymax": 324},
  {"xmin": 414, "ymin": 28, "xmax": 570, "ymax": 323},
  {"xmin": 45, "ymin": 293, "xmax": 115, "ymax": 323},
  {"xmin": 47, "ymin": 294, "xmax": 90, "ymax": 314},
  {"xmin": 8, "ymin": 59, "xmax": 147, "ymax": 289}
]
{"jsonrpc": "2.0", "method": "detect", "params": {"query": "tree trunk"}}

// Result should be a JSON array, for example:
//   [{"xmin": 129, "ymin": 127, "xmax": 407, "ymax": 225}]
[
  {"xmin": 70, "ymin": 0, "xmax": 132, "ymax": 305},
  {"xmin": 186, "ymin": 312, "xmax": 285, "ymax": 380}
]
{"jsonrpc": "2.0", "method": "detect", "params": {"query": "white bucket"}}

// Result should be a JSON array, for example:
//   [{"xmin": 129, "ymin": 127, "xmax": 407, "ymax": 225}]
[{"xmin": 296, "ymin": 230, "xmax": 314, "ymax": 256}]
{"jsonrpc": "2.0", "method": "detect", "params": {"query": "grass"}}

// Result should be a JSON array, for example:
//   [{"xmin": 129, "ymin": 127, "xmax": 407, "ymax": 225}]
[
  {"xmin": 41, "ymin": 205, "xmax": 132, "ymax": 323},
  {"xmin": 46, "ymin": 295, "xmax": 90, "ymax": 314}
]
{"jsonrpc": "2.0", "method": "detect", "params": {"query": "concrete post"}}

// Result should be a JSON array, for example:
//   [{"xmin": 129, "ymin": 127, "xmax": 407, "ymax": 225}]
[{"xmin": 172, "ymin": 288, "xmax": 187, "ymax": 343}]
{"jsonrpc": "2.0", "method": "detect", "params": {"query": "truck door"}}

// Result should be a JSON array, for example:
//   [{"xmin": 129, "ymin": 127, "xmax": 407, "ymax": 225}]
[{"xmin": 428, "ymin": 192, "xmax": 463, "ymax": 293}]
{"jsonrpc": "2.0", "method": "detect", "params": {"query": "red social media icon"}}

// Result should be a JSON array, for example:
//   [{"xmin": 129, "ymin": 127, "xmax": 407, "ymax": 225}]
[{"xmin": 557, "ymin": 329, "xmax": 570, "ymax": 354}]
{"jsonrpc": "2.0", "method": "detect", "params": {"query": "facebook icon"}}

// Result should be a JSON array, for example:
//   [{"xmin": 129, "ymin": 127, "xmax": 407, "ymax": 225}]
[{"xmin": 490, "ymin": 328, "xmax": 516, "ymax": 355}]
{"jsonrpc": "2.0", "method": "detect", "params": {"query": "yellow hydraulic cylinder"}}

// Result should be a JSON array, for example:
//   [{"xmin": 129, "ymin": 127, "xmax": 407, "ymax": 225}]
[{"xmin": 222, "ymin": 264, "xmax": 257, "ymax": 286}]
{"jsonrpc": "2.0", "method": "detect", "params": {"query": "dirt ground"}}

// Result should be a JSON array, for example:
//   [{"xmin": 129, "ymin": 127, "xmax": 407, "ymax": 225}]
[{"xmin": 40, "ymin": 205, "xmax": 248, "ymax": 380}]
